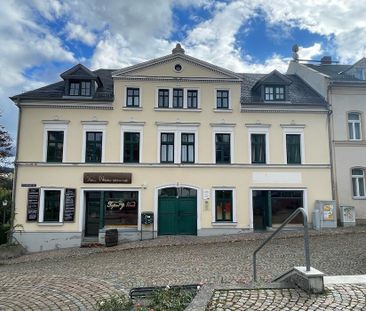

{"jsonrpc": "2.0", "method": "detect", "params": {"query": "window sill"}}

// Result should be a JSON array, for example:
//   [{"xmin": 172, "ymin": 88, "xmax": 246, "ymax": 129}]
[
  {"xmin": 123, "ymin": 107, "xmax": 143, "ymax": 111},
  {"xmin": 214, "ymin": 109, "xmax": 232, "ymax": 113},
  {"xmin": 352, "ymin": 196, "xmax": 366, "ymax": 200},
  {"xmin": 154, "ymin": 108, "xmax": 202, "ymax": 112},
  {"xmin": 211, "ymin": 222, "xmax": 237, "ymax": 227},
  {"xmin": 37, "ymin": 222, "xmax": 64, "ymax": 226}
]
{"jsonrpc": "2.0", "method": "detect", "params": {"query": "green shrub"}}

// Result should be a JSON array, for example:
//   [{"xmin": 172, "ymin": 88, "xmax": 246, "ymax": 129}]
[
  {"xmin": 0, "ymin": 224, "xmax": 10, "ymax": 245},
  {"xmin": 96, "ymin": 294, "xmax": 133, "ymax": 311},
  {"xmin": 150, "ymin": 286, "xmax": 195, "ymax": 311}
]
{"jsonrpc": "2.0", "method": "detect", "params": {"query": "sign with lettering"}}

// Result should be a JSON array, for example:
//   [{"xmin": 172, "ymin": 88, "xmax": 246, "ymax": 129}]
[
  {"xmin": 64, "ymin": 188, "xmax": 76, "ymax": 222},
  {"xmin": 27, "ymin": 188, "xmax": 39, "ymax": 221},
  {"xmin": 83, "ymin": 173, "xmax": 132, "ymax": 184}
]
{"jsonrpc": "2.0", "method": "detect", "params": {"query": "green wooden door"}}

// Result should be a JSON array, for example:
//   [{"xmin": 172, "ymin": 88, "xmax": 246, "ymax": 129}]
[
  {"xmin": 85, "ymin": 191, "xmax": 101, "ymax": 236},
  {"xmin": 158, "ymin": 196, "xmax": 197, "ymax": 235}
]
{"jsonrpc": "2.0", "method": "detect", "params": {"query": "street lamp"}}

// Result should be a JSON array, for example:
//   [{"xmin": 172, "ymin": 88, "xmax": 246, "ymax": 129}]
[{"xmin": 2, "ymin": 200, "xmax": 7, "ymax": 224}]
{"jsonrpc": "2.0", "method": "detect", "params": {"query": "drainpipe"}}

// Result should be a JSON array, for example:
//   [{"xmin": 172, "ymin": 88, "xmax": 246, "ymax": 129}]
[{"xmin": 10, "ymin": 99, "xmax": 21, "ymax": 242}]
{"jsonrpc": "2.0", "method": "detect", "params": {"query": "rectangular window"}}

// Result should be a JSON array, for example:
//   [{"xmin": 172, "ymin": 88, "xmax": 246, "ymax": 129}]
[
  {"xmin": 187, "ymin": 90, "xmax": 198, "ymax": 108},
  {"xmin": 348, "ymin": 112, "xmax": 362, "ymax": 140},
  {"xmin": 286, "ymin": 134, "xmax": 301, "ymax": 164},
  {"xmin": 216, "ymin": 90, "xmax": 229, "ymax": 109},
  {"xmin": 158, "ymin": 89, "xmax": 169, "ymax": 108},
  {"xmin": 173, "ymin": 88, "xmax": 183, "ymax": 108},
  {"xmin": 215, "ymin": 190, "xmax": 233, "ymax": 221},
  {"xmin": 160, "ymin": 133, "xmax": 174, "ymax": 163},
  {"xmin": 352, "ymin": 168, "xmax": 365, "ymax": 197},
  {"xmin": 265, "ymin": 86, "xmax": 285, "ymax": 101},
  {"xmin": 216, "ymin": 133, "xmax": 231, "ymax": 163},
  {"xmin": 70, "ymin": 81, "xmax": 91, "ymax": 96},
  {"xmin": 181, "ymin": 133, "xmax": 195, "ymax": 163},
  {"xmin": 105, "ymin": 191, "xmax": 138, "ymax": 226},
  {"xmin": 46, "ymin": 131, "xmax": 64, "ymax": 162},
  {"xmin": 251, "ymin": 134, "xmax": 266, "ymax": 164},
  {"xmin": 126, "ymin": 88, "xmax": 140, "ymax": 107},
  {"xmin": 43, "ymin": 190, "xmax": 61, "ymax": 222},
  {"xmin": 85, "ymin": 131, "xmax": 103, "ymax": 163},
  {"xmin": 123, "ymin": 132, "xmax": 140, "ymax": 163}
]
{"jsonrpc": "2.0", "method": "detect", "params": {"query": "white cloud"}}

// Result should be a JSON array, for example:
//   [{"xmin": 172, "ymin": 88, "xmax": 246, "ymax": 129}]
[
  {"xmin": 65, "ymin": 22, "xmax": 97, "ymax": 46},
  {"xmin": 298, "ymin": 43, "xmax": 323, "ymax": 60}
]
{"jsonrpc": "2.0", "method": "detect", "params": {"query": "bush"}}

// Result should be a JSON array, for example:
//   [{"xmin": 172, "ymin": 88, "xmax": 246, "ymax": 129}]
[
  {"xmin": 97, "ymin": 294, "xmax": 133, "ymax": 311},
  {"xmin": 0, "ymin": 224, "xmax": 10, "ymax": 245}
]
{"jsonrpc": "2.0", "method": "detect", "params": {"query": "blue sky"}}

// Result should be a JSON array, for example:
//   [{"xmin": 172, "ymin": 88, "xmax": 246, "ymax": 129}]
[{"xmin": 1, "ymin": 0, "xmax": 366, "ymax": 144}]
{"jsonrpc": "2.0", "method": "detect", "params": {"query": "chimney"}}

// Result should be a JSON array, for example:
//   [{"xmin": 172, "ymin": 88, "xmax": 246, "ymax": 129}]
[{"xmin": 321, "ymin": 56, "xmax": 332, "ymax": 64}]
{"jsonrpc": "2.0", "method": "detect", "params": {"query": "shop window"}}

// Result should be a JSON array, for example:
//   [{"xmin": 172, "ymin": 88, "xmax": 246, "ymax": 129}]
[
  {"xmin": 126, "ymin": 88, "xmax": 140, "ymax": 107},
  {"xmin": 348, "ymin": 112, "xmax": 362, "ymax": 140},
  {"xmin": 85, "ymin": 131, "xmax": 103, "ymax": 163},
  {"xmin": 123, "ymin": 132, "xmax": 140, "ymax": 163},
  {"xmin": 181, "ymin": 133, "xmax": 195, "ymax": 163},
  {"xmin": 43, "ymin": 190, "xmax": 61, "ymax": 222},
  {"xmin": 104, "ymin": 191, "xmax": 138, "ymax": 226},
  {"xmin": 46, "ymin": 131, "xmax": 64, "ymax": 162},
  {"xmin": 215, "ymin": 190, "xmax": 233, "ymax": 221},
  {"xmin": 160, "ymin": 133, "xmax": 174, "ymax": 163},
  {"xmin": 286, "ymin": 134, "xmax": 301, "ymax": 164},
  {"xmin": 251, "ymin": 133, "xmax": 266, "ymax": 164},
  {"xmin": 215, "ymin": 133, "xmax": 231, "ymax": 163},
  {"xmin": 352, "ymin": 168, "xmax": 365, "ymax": 197}
]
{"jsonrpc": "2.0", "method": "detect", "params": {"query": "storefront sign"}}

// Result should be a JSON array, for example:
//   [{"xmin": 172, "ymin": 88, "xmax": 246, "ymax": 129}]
[
  {"xmin": 27, "ymin": 188, "xmax": 39, "ymax": 221},
  {"xmin": 83, "ymin": 173, "xmax": 132, "ymax": 184},
  {"xmin": 64, "ymin": 188, "xmax": 76, "ymax": 221}
]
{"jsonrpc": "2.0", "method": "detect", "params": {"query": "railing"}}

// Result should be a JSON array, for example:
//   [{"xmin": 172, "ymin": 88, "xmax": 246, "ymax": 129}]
[{"xmin": 252, "ymin": 207, "xmax": 310, "ymax": 282}]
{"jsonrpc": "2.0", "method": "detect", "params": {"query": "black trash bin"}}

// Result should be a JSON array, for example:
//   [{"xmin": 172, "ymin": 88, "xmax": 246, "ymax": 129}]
[{"xmin": 105, "ymin": 229, "xmax": 118, "ymax": 247}]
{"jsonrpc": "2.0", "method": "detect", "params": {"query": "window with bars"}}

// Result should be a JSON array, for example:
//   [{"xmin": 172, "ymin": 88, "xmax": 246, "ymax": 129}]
[
  {"xmin": 264, "ymin": 86, "xmax": 285, "ymax": 101},
  {"xmin": 158, "ymin": 89, "xmax": 170, "ymax": 108},
  {"xmin": 46, "ymin": 131, "xmax": 64, "ymax": 162},
  {"xmin": 69, "ymin": 80, "xmax": 91, "ymax": 96},
  {"xmin": 251, "ymin": 134, "xmax": 266, "ymax": 164},
  {"xmin": 85, "ymin": 131, "xmax": 103, "ymax": 163},
  {"xmin": 286, "ymin": 134, "xmax": 301, "ymax": 164},
  {"xmin": 187, "ymin": 90, "xmax": 198, "ymax": 108},
  {"xmin": 216, "ymin": 90, "xmax": 229, "ymax": 109},
  {"xmin": 160, "ymin": 133, "xmax": 174, "ymax": 163},
  {"xmin": 181, "ymin": 133, "xmax": 195, "ymax": 163},
  {"xmin": 215, "ymin": 133, "xmax": 231, "ymax": 163},
  {"xmin": 126, "ymin": 88, "xmax": 140, "ymax": 107},
  {"xmin": 352, "ymin": 168, "xmax": 365, "ymax": 197},
  {"xmin": 173, "ymin": 88, "xmax": 184, "ymax": 108},
  {"xmin": 215, "ymin": 190, "xmax": 233, "ymax": 221},
  {"xmin": 348, "ymin": 112, "xmax": 362, "ymax": 140},
  {"xmin": 43, "ymin": 190, "xmax": 61, "ymax": 222},
  {"xmin": 123, "ymin": 132, "xmax": 140, "ymax": 163}
]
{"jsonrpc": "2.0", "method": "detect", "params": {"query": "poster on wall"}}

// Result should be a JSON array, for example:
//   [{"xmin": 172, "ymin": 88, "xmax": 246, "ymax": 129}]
[
  {"xmin": 64, "ymin": 188, "xmax": 76, "ymax": 222},
  {"xmin": 323, "ymin": 204, "xmax": 335, "ymax": 221},
  {"xmin": 27, "ymin": 188, "xmax": 39, "ymax": 221}
]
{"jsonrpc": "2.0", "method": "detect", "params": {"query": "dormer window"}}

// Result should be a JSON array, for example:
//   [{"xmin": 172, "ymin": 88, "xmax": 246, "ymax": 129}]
[
  {"xmin": 69, "ymin": 80, "xmax": 91, "ymax": 96},
  {"xmin": 264, "ymin": 86, "xmax": 285, "ymax": 101}
]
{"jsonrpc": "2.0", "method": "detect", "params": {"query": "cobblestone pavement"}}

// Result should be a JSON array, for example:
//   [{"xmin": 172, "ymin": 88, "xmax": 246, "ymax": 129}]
[
  {"xmin": 207, "ymin": 284, "xmax": 366, "ymax": 310},
  {"xmin": 0, "ymin": 228, "xmax": 365, "ymax": 310}
]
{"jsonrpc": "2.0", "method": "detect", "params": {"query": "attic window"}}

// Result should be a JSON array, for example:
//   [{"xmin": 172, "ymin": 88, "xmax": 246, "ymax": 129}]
[
  {"xmin": 69, "ymin": 80, "xmax": 91, "ymax": 96},
  {"xmin": 174, "ymin": 64, "xmax": 182, "ymax": 72},
  {"xmin": 264, "ymin": 86, "xmax": 285, "ymax": 101}
]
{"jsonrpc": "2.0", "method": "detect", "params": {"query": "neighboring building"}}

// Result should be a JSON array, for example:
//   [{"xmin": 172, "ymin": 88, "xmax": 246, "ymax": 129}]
[
  {"xmin": 11, "ymin": 44, "xmax": 332, "ymax": 252},
  {"xmin": 288, "ymin": 57, "xmax": 366, "ymax": 224}
]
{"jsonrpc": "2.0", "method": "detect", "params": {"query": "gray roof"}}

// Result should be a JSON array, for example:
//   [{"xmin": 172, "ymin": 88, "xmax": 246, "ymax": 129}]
[
  {"xmin": 304, "ymin": 64, "xmax": 360, "ymax": 82},
  {"xmin": 240, "ymin": 73, "xmax": 326, "ymax": 106},
  {"xmin": 11, "ymin": 69, "xmax": 116, "ymax": 101}
]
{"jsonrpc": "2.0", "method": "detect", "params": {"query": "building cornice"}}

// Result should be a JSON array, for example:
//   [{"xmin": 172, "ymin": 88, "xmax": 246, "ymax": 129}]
[
  {"xmin": 18, "ymin": 101, "xmax": 113, "ymax": 110},
  {"xmin": 113, "ymin": 75, "xmax": 241, "ymax": 83},
  {"xmin": 241, "ymin": 106, "xmax": 328, "ymax": 114}
]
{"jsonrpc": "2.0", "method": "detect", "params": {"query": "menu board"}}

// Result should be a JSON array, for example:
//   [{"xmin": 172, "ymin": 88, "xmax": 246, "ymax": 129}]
[
  {"xmin": 64, "ymin": 188, "xmax": 76, "ymax": 222},
  {"xmin": 27, "ymin": 188, "xmax": 39, "ymax": 221}
]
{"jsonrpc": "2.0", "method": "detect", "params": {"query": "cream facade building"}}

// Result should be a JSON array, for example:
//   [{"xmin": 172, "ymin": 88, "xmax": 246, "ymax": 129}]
[
  {"xmin": 12, "ymin": 45, "xmax": 332, "ymax": 252},
  {"xmin": 288, "ymin": 57, "xmax": 366, "ymax": 224}
]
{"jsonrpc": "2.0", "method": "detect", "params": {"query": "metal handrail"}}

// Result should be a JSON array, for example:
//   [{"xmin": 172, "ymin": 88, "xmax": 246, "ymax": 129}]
[{"xmin": 253, "ymin": 207, "xmax": 310, "ymax": 282}]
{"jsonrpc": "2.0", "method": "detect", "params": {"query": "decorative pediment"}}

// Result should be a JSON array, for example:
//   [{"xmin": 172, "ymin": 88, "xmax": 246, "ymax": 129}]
[
  {"xmin": 112, "ymin": 44, "xmax": 242, "ymax": 81},
  {"xmin": 61, "ymin": 64, "xmax": 102, "ymax": 87},
  {"xmin": 253, "ymin": 70, "xmax": 292, "ymax": 90}
]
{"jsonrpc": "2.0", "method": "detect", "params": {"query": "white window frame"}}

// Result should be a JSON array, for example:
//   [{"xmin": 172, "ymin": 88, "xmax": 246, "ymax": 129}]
[
  {"xmin": 42, "ymin": 122, "xmax": 68, "ymax": 162},
  {"xmin": 352, "ymin": 168, "xmax": 366, "ymax": 198},
  {"xmin": 211, "ymin": 125, "xmax": 235, "ymax": 164},
  {"xmin": 282, "ymin": 126, "xmax": 305, "ymax": 164},
  {"xmin": 156, "ymin": 124, "xmax": 199, "ymax": 164},
  {"xmin": 211, "ymin": 187, "xmax": 237, "ymax": 223},
  {"xmin": 81, "ymin": 122, "xmax": 107, "ymax": 163},
  {"xmin": 124, "ymin": 86, "xmax": 142, "ymax": 108},
  {"xmin": 348, "ymin": 112, "xmax": 362, "ymax": 141},
  {"xmin": 214, "ymin": 88, "xmax": 232, "ymax": 111},
  {"xmin": 120, "ymin": 122, "xmax": 144, "ymax": 163},
  {"xmin": 39, "ymin": 188, "xmax": 65, "ymax": 223},
  {"xmin": 247, "ymin": 126, "xmax": 270, "ymax": 164},
  {"xmin": 155, "ymin": 87, "xmax": 201, "ymax": 109}
]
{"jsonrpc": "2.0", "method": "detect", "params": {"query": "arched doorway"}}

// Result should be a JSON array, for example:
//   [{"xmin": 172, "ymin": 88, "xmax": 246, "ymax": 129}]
[{"xmin": 158, "ymin": 187, "xmax": 197, "ymax": 235}]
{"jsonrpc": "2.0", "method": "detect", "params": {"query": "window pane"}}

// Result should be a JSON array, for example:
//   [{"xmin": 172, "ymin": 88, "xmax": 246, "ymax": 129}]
[
  {"xmin": 251, "ymin": 134, "xmax": 266, "ymax": 164},
  {"xmin": 348, "ymin": 113, "xmax": 360, "ymax": 121},
  {"xmin": 352, "ymin": 178, "xmax": 358, "ymax": 196},
  {"xmin": 158, "ymin": 89, "xmax": 169, "ymax": 108},
  {"xmin": 286, "ymin": 134, "xmax": 301, "ymax": 164},
  {"xmin": 216, "ymin": 134, "xmax": 230, "ymax": 163},
  {"xmin": 349, "ymin": 123, "xmax": 354, "ymax": 139},
  {"xmin": 104, "ymin": 191, "xmax": 138, "ymax": 226},
  {"xmin": 126, "ymin": 88, "xmax": 139, "ymax": 107},
  {"xmin": 85, "ymin": 131, "xmax": 102, "ymax": 163},
  {"xmin": 47, "ymin": 131, "xmax": 64, "ymax": 162},
  {"xmin": 352, "ymin": 168, "xmax": 363, "ymax": 175},
  {"xmin": 124, "ymin": 132, "xmax": 140, "ymax": 163},
  {"xmin": 215, "ymin": 190, "xmax": 233, "ymax": 221},
  {"xmin": 359, "ymin": 178, "xmax": 365, "ymax": 196},
  {"xmin": 355, "ymin": 123, "xmax": 361, "ymax": 139},
  {"xmin": 161, "ymin": 133, "xmax": 174, "ymax": 163},
  {"xmin": 43, "ymin": 190, "xmax": 61, "ymax": 222}
]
